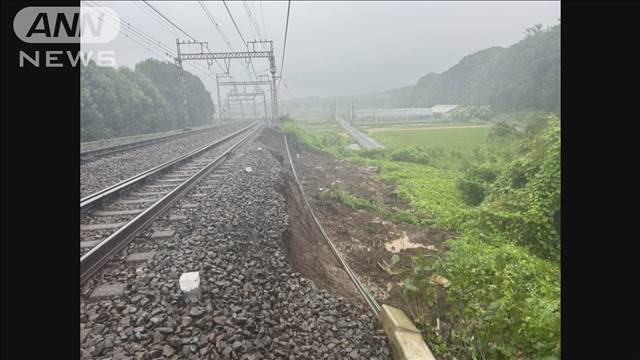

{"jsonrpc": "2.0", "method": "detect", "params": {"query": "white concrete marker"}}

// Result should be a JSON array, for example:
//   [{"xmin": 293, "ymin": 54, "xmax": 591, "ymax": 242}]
[
  {"xmin": 179, "ymin": 271, "xmax": 201, "ymax": 301},
  {"xmin": 245, "ymin": 167, "xmax": 252, "ymax": 172}
]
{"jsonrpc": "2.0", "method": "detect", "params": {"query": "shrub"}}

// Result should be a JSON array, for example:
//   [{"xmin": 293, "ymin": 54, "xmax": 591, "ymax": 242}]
[
  {"xmin": 457, "ymin": 179, "xmax": 485, "ymax": 206},
  {"xmin": 390, "ymin": 146, "xmax": 431, "ymax": 165},
  {"xmin": 404, "ymin": 238, "xmax": 560, "ymax": 359}
]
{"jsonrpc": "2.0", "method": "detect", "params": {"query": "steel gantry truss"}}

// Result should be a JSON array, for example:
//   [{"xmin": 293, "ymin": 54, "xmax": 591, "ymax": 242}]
[
  {"xmin": 175, "ymin": 40, "xmax": 279, "ymax": 125},
  {"xmin": 225, "ymin": 88, "xmax": 268, "ymax": 120},
  {"xmin": 215, "ymin": 76, "xmax": 271, "ymax": 121}
]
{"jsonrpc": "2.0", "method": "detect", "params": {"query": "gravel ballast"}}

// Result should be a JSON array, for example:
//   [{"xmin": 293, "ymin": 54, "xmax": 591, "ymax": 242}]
[
  {"xmin": 81, "ymin": 122, "xmax": 252, "ymax": 198},
  {"xmin": 80, "ymin": 129, "xmax": 392, "ymax": 359}
]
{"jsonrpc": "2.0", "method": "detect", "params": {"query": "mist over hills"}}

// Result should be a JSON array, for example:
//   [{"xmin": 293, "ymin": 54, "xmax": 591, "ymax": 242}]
[{"xmin": 283, "ymin": 23, "xmax": 560, "ymax": 115}]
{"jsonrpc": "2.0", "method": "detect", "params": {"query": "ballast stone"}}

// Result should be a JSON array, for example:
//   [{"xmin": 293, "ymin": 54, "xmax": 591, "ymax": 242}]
[{"xmin": 179, "ymin": 271, "xmax": 201, "ymax": 301}]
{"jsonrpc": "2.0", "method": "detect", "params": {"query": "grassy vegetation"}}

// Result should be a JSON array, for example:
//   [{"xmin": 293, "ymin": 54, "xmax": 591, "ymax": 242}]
[
  {"xmin": 281, "ymin": 114, "xmax": 560, "ymax": 359},
  {"xmin": 368, "ymin": 125, "xmax": 491, "ymax": 151},
  {"xmin": 320, "ymin": 184, "xmax": 385, "ymax": 212},
  {"xmin": 289, "ymin": 118, "xmax": 344, "ymax": 133}
]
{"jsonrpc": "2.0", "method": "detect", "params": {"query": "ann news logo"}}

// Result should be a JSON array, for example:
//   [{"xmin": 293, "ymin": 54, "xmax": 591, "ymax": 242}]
[{"xmin": 13, "ymin": 6, "xmax": 119, "ymax": 67}]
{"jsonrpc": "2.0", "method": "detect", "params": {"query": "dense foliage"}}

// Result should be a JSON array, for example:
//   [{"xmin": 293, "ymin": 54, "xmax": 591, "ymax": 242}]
[
  {"xmin": 395, "ymin": 24, "xmax": 560, "ymax": 113},
  {"xmin": 449, "ymin": 105, "xmax": 493, "ymax": 122},
  {"xmin": 282, "ymin": 113, "xmax": 561, "ymax": 359},
  {"xmin": 81, "ymin": 59, "xmax": 215, "ymax": 141}
]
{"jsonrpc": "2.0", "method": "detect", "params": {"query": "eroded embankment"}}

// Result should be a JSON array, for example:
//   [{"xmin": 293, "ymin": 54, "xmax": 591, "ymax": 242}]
[
  {"xmin": 266, "ymin": 128, "xmax": 451, "ymax": 323},
  {"xmin": 258, "ymin": 128, "xmax": 365, "ymax": 307}
]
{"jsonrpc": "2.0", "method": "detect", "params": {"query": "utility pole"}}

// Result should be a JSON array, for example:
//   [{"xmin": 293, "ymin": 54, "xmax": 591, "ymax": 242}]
[
  {"xmin": 252, "ymin": 98, "xmax": 257, "ymax": 118},
  {"xmin": 262, "ymin": 92, "xmax": 268, "ymax": 121},
  {"xmin": 269, "ymin": 50, "xmax": 278, "ymax": 125},
  {"xmin": 215, "ymin": 74, "xmax": 225, "ymax": 122},
  {"xmin": 175, "ymin": 39, "xmax": 190, "ymax": 125},
  {"xmin": 350, "ymin": 102, "xmax": 355, "ymax": 123}
]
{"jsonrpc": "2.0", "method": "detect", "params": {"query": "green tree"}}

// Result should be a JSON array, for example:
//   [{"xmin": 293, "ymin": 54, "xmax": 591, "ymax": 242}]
[{"xmin": 80, "ymin": 59, "xmax": 216, "ymax": 141}]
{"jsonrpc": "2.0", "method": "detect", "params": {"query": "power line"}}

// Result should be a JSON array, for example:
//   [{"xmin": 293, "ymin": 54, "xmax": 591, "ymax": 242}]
[
  {"xmin": 142, "ymin": 0, "xmax": 197, "ymax": 42},
  {"xmin": 221, "ymin": 0, "xmax": 258, "ymax": 79},
  {"xmin": 140, "ymin": 1, "xmax": 228, "ymax": 73},
  {"xmin": 85, "ymin": 1, "xmax": 175, "ymax": 59},
  {"xmin": 95, "ymin": 12, "xmax": 172, "ymax": 61},
  {"xmin": 242, "ymin": 1, "xmax": 263, "ymax": 42},
  {"xmin": 282, "ymin": 80, "xmax": 295, "ymax": 100},
  {"xmin": 222, "ymin": 0, "xmax": 249, "ymax": 48},
  {"xmin": 198, "ymin": 1, "xmax": 235, "ymax": 52},
  {"xmin": 259, "ymin": 1, "xmax": 268, "ymax": 45},
  {"xmin": 278, "ymin": 0, "xmax": 292, "ymax": 89},
  {"xmin": 132, "ymin": 1, "xmax": 184, "ymax": 39},
  {"xmin": 198, "ymin": 1, "xmax": 254, "ymax": 80},
  {"xmin": 87, "ymin": 1, "xmax": 221, "ymax": 78}
]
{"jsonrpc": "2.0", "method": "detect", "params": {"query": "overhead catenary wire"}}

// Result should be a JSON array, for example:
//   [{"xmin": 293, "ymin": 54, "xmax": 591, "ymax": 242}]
[
  {"xmin": 242, "ymin": 0, "xmax": 264, "ymax": 42},
  {"xmin": 222, "ymin": 0, "xmax": 249, "ymax": 48},
  {"xmin": 141, "ymin": 1, "xmax": 227, "ymax": 73},
  {"xmin": 132, "ymin": 1, "xmax": 184, "ymax": 39},
  {"xmin": 221, "ymin": 0, "xmax": 258, "ymax": 80},
  {"xmin": 87, "ymin": 1, "xmax": 274, "ymax": 113},
  {"xmin": 282, "ymin": 80, "xmax": 295, "ymax": 100},
  {"xmin": 85, "ymin": 1, "xmax": 220, "ymax": 79},
  {"xmin": 198, "ymin": 1, "xmax": 236, "ymax": 52},
  {"xmin": 198, "ymin": 0, "xmax": 254, "ymax": 80},
  {"xmin": 84, "ymin": 1, "xmax": 175, "ymax": 59},
  {"xmin": 142, "ymin": 0, "xmax": 197, "ymax": 42},
  {"xmin": 259, "ymin": 1, "xmax": 269, "ymax": 47},
  {"xmin": 277, "ymin": 0, "xmax": 292, "ymax": 89}
]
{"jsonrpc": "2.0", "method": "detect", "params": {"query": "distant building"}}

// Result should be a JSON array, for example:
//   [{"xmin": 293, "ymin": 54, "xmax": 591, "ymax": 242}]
[
  {"xmin": 430, "ymin": 104, "xmax": 460, "ymax": 117},
  {"xmin": 353, "ymin": 107, "xmax": 433, "ymax": 123}
]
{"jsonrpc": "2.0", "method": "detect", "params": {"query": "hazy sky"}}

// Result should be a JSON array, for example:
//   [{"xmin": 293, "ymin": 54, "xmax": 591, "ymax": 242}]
[{"xmin": 83, "ymin": 1, "xmax": 560, "ymax": 100}]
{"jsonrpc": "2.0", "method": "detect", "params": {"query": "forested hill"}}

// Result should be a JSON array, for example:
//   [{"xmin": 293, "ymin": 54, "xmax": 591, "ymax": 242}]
[
  {"xmin": 81, "ymin": 59, "xmax": 215, "ymax": 141},
  {"xmin": 396, "ymin": 24, "xmax": 560, "ymax": 112}
]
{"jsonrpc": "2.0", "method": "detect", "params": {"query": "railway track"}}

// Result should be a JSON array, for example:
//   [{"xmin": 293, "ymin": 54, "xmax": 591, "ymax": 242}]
[
  {"xmin": 80, "ymin": 124, "xmax": 228, "ymax": 164},
  {"xmin": 80, "ymin": 121, "xmax": 262, "ymax": 283}
]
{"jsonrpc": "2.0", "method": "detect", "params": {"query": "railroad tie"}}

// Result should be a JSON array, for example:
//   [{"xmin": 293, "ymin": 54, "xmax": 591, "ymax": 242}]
[
  {"xmin": 119, "ymin": 198, "xmax": 158, "ymax": 204},
  {"xmin": 124, "ymin": 251, "xmax": 156, "ymax": 266},
  {"xmin": 151, "ymin": 229, "xmax": 175, "ymax": 240},
  {"xmin": 92, "ymin": 209, "xmax": 143, "ymax": 217},
  {"xmin": 88, "ymin": 283, "xmax": 126, "ymax": 301},
  {"xmin": 129, "ymin": 192, "xmax": 166, "ymax": 197},
  {"xmin": 81, "ymin": 222, "xmax": 124, "ymax": 231},
  {"xmin": 168, "ymin": 215, "xmax": 188, "ymax": 221},
  {"xmin": 80, "ymin": 239, "xmax": 103, "ymax": 248}
]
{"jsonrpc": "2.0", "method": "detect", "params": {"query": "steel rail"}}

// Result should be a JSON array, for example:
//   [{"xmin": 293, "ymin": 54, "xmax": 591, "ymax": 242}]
[
  {"xmin": 81, "ymin": 122, "xmax": 258, "ymax": 213},
  {"xmin": 80, "ymin": 125, "xmax": 222, "ymax": 163},
  {"xmin": 283, "ymin": 134, "xmax": 381, "ymax": 314},
  {"xmin": 80, "ymin": 124, "xmax": 263, "ymax": 284}
]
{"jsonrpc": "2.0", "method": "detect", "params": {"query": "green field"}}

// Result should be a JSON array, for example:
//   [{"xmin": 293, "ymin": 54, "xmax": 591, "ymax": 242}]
[
  {"xmin": 292, "ymin": 119, "xmax": 343, "ymax": 132},
  {"xmin": 367, "ymin": 125, "xmax": 491, "ymax": 150}
]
